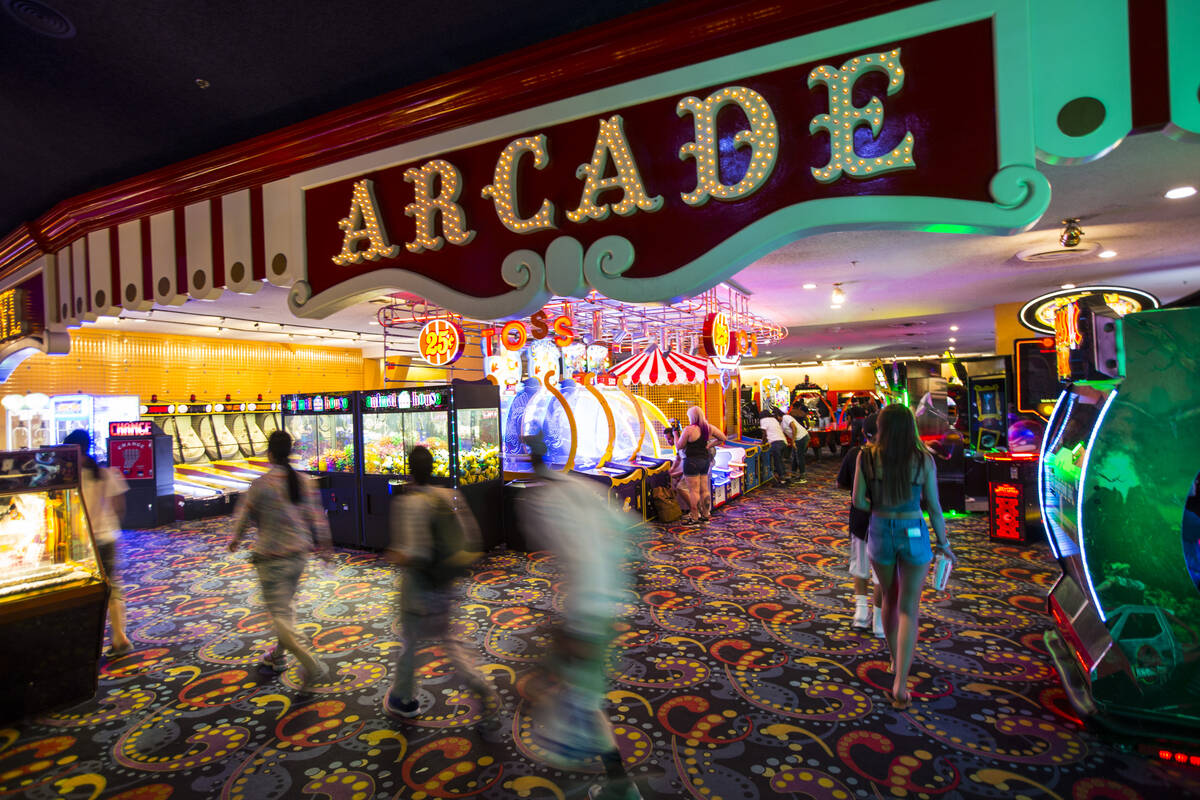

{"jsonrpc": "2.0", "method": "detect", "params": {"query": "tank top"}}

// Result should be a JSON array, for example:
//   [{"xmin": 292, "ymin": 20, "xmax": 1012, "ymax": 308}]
[
  {"xmin": 684, "ymin": 422, "xmax": 710, "ymax": 459},
  {"xmin": 864, "ymin": 450, "xmax": 925, "ymax": 513}
]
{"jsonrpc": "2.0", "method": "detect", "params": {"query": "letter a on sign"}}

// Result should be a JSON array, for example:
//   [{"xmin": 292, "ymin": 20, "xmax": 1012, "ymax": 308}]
[
  {"xmin": 332, "ymin": 179, "xmax": 400, "ymax": 266},
  {"xmin": 807, "ymin": 49, "xmax": 916, "ymax": 183}
]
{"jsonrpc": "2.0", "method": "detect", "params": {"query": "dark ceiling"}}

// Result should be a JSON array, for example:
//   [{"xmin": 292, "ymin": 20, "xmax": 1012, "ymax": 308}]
[{"xmin": 0, "ymin": 0, "xmax": 673, "ymax": 237}]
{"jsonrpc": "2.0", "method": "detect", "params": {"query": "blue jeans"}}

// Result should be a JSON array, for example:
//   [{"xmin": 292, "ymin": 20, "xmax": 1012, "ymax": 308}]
[
  {"xmin": 769, "ymin": 440, "xmax": 786, "ymax": 481},
  {"xmin": 867, "ymin": 516, "xmax": 933, "ymax": 567}
]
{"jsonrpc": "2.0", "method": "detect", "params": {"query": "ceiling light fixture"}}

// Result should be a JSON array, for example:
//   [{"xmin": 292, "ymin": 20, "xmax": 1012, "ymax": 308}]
[
  {"xmin": 949, "ymin": 337, "xmax": 957, "ymax": 342},
  {"xmin": 1099, "ymin": 249, "xmax": 1116, "ymax": 258},
  {"xmin": 1061, "ymin": 282, "xmax": 1076, "ymax": 289},
  {"xmin": 802, "ymin": 283, "xmax": 816, "ymax": 290},
  {"xmin": 949, "ymin": 325, "xmax": 959, "ymax": 331},
  {"xmin": 1059, "ymin": 218, "xmax": 1084, "ymax": 248},
  {"xmin": 1165, "ymin": 186, "xmax": 1197, "ymax": 200},
  {"xmin": 831, "ymin": 283, "xmax": 846, "ymax": 304}
]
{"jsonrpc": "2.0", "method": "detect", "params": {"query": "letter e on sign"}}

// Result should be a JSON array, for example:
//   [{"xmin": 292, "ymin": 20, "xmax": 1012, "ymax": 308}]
[{"xmin": 418, "ymin": 319, "xmax": 466, "ymax": 366}]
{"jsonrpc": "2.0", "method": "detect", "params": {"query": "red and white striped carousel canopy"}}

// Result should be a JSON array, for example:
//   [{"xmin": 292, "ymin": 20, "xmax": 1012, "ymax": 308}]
[{"xmin": 608, "ymin": 346, "xmax": 710, "ymax": 385}]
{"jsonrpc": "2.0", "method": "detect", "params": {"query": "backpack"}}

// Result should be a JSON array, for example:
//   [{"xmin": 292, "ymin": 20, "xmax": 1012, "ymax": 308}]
[
  {"xmin": 422, "ymin": 488, "xmax": 482, "ymax": 588},
  {"xmin": 650, "ymin": 485, "xmax": 682, "ymax": 522}
]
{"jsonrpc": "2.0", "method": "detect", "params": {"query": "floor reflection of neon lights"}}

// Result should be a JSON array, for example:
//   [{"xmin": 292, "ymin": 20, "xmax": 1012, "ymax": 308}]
[{"xmin": 1077, "ymin": 389, "xmax": 1118, "ymax": 623}]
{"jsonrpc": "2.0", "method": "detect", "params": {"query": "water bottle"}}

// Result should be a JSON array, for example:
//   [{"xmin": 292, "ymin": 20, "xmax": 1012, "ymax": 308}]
[{"xmin": 933, "ymin": 552, "xmax": 953, "ymax": 591}]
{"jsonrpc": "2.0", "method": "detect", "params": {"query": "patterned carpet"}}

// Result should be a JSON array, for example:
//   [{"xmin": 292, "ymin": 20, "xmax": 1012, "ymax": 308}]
[{"xmin": 4, "ymin": 459, "xmax": 1200, "ymax": 799}]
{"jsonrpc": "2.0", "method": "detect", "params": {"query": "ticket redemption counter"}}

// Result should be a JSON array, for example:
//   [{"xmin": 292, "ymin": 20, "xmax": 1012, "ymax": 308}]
[
  {"xmin": 281, "ymin": 392, "xmax": 361, "ymax": 547},
  {"xmin": 107, "ymin": 421, "xmax": 176, "ymax": 527},
  {"xmin": 359, "ymin": 383, "xmax": 501, "ymax": 550},
  {"xmin": 0, "ymin": 447, "xmax": 108, "ymax": 720},
  {"xmin": 1040, "ymin": 301, "xmax": 1200, "ymax": 739}
]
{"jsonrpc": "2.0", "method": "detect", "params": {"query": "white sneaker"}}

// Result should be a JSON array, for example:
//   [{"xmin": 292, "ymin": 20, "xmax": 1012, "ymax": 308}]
[
  {"xmin": 872, "ymin": 608, "xmax": 886, "ymax": 639},
  {"xmin": 851, "ymin": 601, "xmax": 871, "ymax": 630}
]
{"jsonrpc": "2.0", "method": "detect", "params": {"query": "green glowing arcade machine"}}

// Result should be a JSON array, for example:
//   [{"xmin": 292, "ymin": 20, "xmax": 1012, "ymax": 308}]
[{"xmin": 1040, "ymin": 295, "xmax": 1200, "ymax": 740}]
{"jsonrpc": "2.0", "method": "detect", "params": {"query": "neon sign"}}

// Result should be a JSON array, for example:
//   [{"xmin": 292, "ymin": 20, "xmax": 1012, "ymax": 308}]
[
  {"xmin": 109, "ymin": 421, "xmax": 153, "ymax": 437},
  {"xmin": 1019, "ymin": 286, "xmax": 1159, "ymax": 335},
  {"xmin": 0, "ymin": 288, "xmax": 30, "ymax": 345},
  {"xmin": 418, "ymin": 319, "xmax": 465, "ymax": 366}
]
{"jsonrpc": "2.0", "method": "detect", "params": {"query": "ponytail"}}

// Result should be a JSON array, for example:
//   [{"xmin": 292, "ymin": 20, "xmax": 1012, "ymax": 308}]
[{"xmin": 267, "ymin": 431, "xmax": 301, "ymax": 504}]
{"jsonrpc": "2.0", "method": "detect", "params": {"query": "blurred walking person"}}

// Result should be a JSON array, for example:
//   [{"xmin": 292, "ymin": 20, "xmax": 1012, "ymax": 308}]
[
  {"xmin": 852, "ymin": 405, "xmax": 956, "ymax": 709},
  {"xmin": 521, "ymin": 431, "xmax": 643, "ymax": 800},
  {"xmin": 383, "ymin": 445, "xmax": 493, "ymax": 718},
  {"xmin": 228, "ymin": 430, "xmax": 332, "ymax": 689},
  {"xmin": 65, "ymin": 429, "xmax": 132, "ymax": 656}
]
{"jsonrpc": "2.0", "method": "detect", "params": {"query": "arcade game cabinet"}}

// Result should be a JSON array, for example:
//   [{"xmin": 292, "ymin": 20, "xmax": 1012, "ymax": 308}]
[
  {"xmin": 359, "ymin": 383, "xmax": 501, "ymax": 550},
  {"xmin": 107, "ymin": 421, "xmax": 175, "ymax": 527},
  {"xmin": 1040, "ymin": 297, "xmax": 1200, "ymax": 740},
  {"xmin": 282, "ymin": 392, "xmax": 360, "ymax": 547}
]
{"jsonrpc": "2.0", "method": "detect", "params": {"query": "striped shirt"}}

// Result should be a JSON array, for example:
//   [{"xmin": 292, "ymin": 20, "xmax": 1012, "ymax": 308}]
[{"xmin": 230, "ymin": 466, "xmax": 332, "ymax": 558}]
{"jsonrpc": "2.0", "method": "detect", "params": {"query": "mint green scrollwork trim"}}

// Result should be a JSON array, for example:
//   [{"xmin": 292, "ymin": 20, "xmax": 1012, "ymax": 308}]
[
  {"xmin": 582, "ymin": 236, "xmax": 636, "ymax": 297},
  {"xmin": 585, "ymin": 172, "xmax": 1051, "ymax": 306},
  {"xmin": 288, "ymin": 253, "xmax": 550, "ymax": 320},
  {"xmin": 545, "ymin": 237, "xmax": 588, "ymax": 297}
]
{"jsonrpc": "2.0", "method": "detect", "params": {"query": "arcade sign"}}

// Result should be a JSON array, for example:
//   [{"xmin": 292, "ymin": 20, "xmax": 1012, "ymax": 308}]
[
  {"xmin": 362, "ymin": 389, "xmax": 449, "ymax": 412},
  {"xmin": 418, "ymin": 319, "xmax": 466, "ymax": 366},
  {"xmin": 1018, "ymin": 285, "xmax": 1160, "ymax": 336},
  {"xmin": 298, "ymin": 18, "xmax": 1044, "ymax": 321},
  {"xmin": 109, "ymin": 421, "xmax": 153, "ymax": 437},
  {"xmin": 283, "ymin": 394, "xmax": 354, "ymax": 413}
]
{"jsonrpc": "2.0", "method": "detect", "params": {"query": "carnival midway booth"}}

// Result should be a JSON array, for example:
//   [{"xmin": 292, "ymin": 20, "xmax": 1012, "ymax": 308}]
[{"xmin": 376, "ymin": 284, "xmax": 784, "ymax": 525}]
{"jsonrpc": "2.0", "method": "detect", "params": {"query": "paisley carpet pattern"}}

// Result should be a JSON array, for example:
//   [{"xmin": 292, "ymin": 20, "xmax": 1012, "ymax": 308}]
[{"xmin": 4, "ymin": 459, "xmax": 1199, "ymax": 799}]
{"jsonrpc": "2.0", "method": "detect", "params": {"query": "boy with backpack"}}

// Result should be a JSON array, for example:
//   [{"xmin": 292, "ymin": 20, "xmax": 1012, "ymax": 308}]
[{"xmin": 383, "ymin": 445, "xmax": 495, "ymax": 718}]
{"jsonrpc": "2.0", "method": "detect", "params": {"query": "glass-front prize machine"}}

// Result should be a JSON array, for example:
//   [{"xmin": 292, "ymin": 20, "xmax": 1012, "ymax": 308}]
[
  {"xmin": 359, "ymin": 383, "xmax": 500, "ymax": 549},
  {"xmin": 48, "ymin": 394, "xmax": 140, "ymax": 462},
  {"xmin": 282, "ymin": 392, "xmax": 360, "ymax": 547},
  {"xmin": 1040, "ymin": 297, "xmax": 1200, "ymax": 742},
  {"xmin": 0, "ymin": 447, "xmax": 107, "ymax": 719}
]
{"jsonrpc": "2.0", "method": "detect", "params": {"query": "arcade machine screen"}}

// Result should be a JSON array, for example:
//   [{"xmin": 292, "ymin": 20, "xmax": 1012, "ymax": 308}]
[
  {"xmin": 1015, "ymin": 338, "xmax": 1061, "ymax": 419},
  {"xmin": 282, "ymin": 393, "xmax": 359, "ymax": 546}
]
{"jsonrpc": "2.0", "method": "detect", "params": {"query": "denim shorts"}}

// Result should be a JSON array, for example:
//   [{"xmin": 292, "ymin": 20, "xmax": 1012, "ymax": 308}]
[{"xmin": 867, "ymin": 516, "xmax": 933, "ymax": 567}]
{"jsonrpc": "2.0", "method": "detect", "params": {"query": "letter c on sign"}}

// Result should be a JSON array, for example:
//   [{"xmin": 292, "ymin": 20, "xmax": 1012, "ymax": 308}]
[{"xmin": 501, "ymin": 321, "xmax": 528, "ymax": 351}]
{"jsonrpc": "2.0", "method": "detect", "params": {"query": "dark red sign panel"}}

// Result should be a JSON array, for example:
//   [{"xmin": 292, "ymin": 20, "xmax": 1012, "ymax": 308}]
[
  {"xmin": 304, "ymin": 21, "xmax": 998, "ymax": 313},
  {"xmin": 109, "ymin": 438, "xmax": 155, "ymax": 479}
]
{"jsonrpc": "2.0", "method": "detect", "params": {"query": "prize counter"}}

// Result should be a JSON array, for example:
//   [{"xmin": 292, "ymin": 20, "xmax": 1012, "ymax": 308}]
[{"xmin": 0, "ymin": 446, "xmax": 108, "ymax": 721}]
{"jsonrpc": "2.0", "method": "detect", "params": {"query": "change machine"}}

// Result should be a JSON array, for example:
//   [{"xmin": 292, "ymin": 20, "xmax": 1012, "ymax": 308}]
[
  {"xmin": 1040, "ymin": 297, "xmax": 1200, "ymax": 739},
  {"xmin": 107, "ymin": 421, "xmax": 175, "ymax": 528}
]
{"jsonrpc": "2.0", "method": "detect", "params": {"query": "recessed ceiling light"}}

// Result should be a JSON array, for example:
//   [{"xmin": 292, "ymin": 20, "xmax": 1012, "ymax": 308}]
[
  {"xmin": 815, "ymin": 354, "xmax": 821, "ymax": 358},
  {"xmin": 1165, "ymin": 185, "xmax": 1197, "ymax": 200},
  {"xmin": 830, "ymin": 304, "xmax": 842, "ymax": 309},
  {"xmin": 765, "ymin": 350, "xmax": 772, "ymax": 355},
  {"xmin": 1099, "ymin": 249, "xmax": 1116, "ymax": 258},
  {"xmin": 802, "ymin": 283, "xmax": 816, "ymax": 290},
  {"xmin": 948, "ymin": 346, "xmax": 955, "ymax": 351},
  {"xmin": 1061, "ymin": 282, "xmax": 1076, "ymax": 289},
  {"xmin": 949, "ymin": 325, "xmax": 959, "ymax": 331},
  {"xmin": 949, "ymin": 337, "xmax": 957, "ymax": 343},
  {"xmin": 368, "ymin": 320, "xmax": 380, "ymax": 325}
]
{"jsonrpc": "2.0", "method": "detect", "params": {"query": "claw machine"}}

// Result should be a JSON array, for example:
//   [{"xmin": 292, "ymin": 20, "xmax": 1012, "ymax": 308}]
[
  {"xmin": 0, "ymin": 446, "xmax": 108, "ymax": 720},
  {"xmin": 359, "ymin": 382, "xmax": 501, "ymax": 550},
  {"xmin": 281, "ymin": 392, "xmax": 360, "ymax": 547}
]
